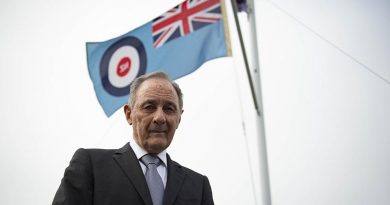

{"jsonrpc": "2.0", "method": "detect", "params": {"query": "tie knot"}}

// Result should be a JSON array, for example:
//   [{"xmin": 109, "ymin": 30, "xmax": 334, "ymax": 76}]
[{"xmin": 141, "ymin": 154, "xmax": 162, "ymax": 167}]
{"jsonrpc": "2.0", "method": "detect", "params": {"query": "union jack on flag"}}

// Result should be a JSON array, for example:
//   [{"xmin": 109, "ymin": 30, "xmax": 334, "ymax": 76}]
[{"xmin": 152, "ymin": 0, "xmax": 222, "ymax": 48}]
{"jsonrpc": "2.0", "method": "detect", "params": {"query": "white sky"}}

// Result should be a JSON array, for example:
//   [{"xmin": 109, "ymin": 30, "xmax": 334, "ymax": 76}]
[{"xmin": 1, "ymin": 0, "xmax": 390, "ymax": 205}]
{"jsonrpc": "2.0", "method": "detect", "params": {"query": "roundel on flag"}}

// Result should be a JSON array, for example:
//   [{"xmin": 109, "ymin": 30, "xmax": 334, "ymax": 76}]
[{"xmin": 100, "ymin": 36, "xmax": 147, "ymax": 96}]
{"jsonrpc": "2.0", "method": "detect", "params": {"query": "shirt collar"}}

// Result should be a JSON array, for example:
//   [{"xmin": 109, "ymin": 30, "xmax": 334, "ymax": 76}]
[{"xmin": 129, "ymin": 139, "xmax": 167, "ymax": 167}]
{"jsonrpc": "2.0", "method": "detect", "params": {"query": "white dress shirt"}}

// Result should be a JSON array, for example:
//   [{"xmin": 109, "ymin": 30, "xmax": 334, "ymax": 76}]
[{"xmin": 129, "ymin": 140, "xmax": 168, "ymax": 187}]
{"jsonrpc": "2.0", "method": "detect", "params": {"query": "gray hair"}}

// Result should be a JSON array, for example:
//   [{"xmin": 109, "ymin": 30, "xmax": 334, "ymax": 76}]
[{"xmin": 128, "ymin": 71, "xmax": 183, "ymax": 110}]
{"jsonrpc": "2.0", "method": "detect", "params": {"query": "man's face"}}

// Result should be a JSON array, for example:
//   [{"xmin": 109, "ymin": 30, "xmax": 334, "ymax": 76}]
[{"xmin": 124, "ymin": 78, "xmax": 182, "ymax": 154}]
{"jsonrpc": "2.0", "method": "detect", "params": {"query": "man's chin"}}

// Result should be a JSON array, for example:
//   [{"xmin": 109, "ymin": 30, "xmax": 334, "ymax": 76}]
[
  {"xmin": 146, "ymin": 144, "xmax": 166, "ymax": 154},
  {"xmin": 145, "ymin": 137, "xmax": 169, "ymax": 153}
]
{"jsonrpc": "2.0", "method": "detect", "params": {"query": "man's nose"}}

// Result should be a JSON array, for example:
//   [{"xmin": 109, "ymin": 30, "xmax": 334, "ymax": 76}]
[{"xmin": 153, "ymin": 108, "xmax": 166, "ymax": 125}]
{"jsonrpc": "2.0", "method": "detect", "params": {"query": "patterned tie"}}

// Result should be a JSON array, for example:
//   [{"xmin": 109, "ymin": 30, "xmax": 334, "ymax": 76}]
[{"xmin": 140, "ymin": 154, "xmax": 164, "ymax": 205}]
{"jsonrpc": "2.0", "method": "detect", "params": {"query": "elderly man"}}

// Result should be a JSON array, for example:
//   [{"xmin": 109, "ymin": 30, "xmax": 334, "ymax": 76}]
[{"xmin": 53, "ymin": 72, "xmax": 214, "ymax": 205}]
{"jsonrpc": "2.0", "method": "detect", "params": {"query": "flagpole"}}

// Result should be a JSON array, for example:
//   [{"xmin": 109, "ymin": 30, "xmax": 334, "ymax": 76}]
[
  {"xmin": 230, "ymin": 0, "xmax": 272, "ymax": 205},
  {"xmin": 230, "ymin": 0, "xmax": 259, "ymax": 115}
]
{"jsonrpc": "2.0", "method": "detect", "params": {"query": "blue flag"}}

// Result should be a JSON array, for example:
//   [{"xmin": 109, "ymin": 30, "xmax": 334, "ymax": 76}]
[{"xmin": 87, "ymin": 0, "xmax": 230, "ymax": 116}]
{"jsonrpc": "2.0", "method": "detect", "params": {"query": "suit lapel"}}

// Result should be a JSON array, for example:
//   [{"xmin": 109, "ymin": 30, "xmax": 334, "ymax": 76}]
[
  {"xmin": 112, "ymin": 143, "xmax": 153, "ymax": 205},
  {"xmin": 164, "ymin": 154, "xmax": 186, "ymax": 205}
]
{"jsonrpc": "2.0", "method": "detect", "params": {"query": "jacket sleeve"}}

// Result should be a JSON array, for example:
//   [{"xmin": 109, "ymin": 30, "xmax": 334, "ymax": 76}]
[
  {"xmin": 201, "ymin": 176, "xmax": 214, "ymax": 205},
  {"xmin": 52, "ymin": 148, "xmax": 94, "ymax": 205}
]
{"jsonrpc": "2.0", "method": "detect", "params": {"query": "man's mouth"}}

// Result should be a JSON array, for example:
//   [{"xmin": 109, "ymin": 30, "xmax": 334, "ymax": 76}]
[
  {"xmin": 149, "ymin": 129, "xmax": 167, "ymax": 135},
  {"xmin": 150, "ymin": 130, "xmax": 165, "ymax": 133},
  {"xmin": 149, "ymin": 125, "xmax": 168, "ymax": 133}
]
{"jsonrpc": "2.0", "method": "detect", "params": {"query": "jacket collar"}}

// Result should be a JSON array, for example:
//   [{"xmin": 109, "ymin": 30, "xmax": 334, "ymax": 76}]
[
  {"xmin": 113, "ymin": 143, "xmax": 186, "ymax": 205},
  {"xmin": 164, "ymin": 155, "xmax": 186, "ymax": 205},
  {"xmin": 112, "ymin": 143, "xmax": 153, "ymax": 205}
]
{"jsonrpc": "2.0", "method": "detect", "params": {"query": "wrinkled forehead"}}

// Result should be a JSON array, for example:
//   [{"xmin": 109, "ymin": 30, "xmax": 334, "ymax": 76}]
[{"xmin": 136, "ymin": 78, "xmax": 179, "ymax": 104}]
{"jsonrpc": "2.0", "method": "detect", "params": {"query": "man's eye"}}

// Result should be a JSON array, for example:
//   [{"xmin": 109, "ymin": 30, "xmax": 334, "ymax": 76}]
[
  {"xmin": 143, "ymin": 105, "xmax": 155, "ymax": 110},
  {"xmin": 164, "ymin": 106, "xmax": 176, "ymax": 113}
]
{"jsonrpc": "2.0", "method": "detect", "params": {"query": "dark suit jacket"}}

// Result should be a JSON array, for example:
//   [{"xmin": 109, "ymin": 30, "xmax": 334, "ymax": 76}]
[{"xmin": 53, "ymin": 143, "xmax": 214, "ymax": 205}]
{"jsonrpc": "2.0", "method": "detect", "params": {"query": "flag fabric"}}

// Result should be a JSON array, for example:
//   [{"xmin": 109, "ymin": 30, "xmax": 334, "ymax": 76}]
[
  {"xmin": 152, "ymin": 0, "xmax": 224, "ymax": 48},
  {"xmin": 87, "ymin": 0, "xmax": 230, "ymax": 116}
]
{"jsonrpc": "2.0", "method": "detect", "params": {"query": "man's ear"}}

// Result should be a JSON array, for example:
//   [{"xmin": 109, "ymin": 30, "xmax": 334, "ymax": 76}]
[
  {"xmin": 177, "ymin": 109, "xmax": 184, "ymax": 127},
  {"xmin": 124, "ymin": 104, "xmax": 132, "ymax": 125}
]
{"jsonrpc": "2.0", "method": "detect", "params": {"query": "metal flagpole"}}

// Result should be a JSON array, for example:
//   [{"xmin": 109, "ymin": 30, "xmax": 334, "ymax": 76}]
[{"xmin": 230, "ymin": 0, "xmax": 272, "ymax": 204}]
